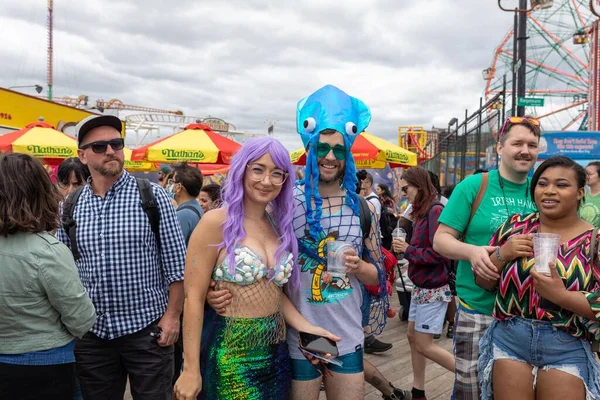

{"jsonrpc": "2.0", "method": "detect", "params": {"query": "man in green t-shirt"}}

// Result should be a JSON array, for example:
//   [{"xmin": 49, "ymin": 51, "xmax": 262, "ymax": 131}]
[
  {"xmin": 433, "ymin": 117, "xmax": 540, "ymax": 400},
  {"xmin": 581, "ymin": 162, "xmax": 600, "ymax": 227}
]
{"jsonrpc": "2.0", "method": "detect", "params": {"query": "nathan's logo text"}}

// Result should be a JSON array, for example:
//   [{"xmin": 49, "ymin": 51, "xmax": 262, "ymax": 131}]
[
  {"xmin": 161, "ymin": 149, "xmax": 206, "ymax": 161},
  {"xmin": 27, "ymin": 145, "xmax": 73, "ymax": 156},
  {"xmin": 385, "ymin": 149, "xmax": 409, "ymax": 163}
]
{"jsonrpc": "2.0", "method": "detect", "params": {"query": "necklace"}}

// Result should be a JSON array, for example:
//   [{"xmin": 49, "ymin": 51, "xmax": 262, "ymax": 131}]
[{"xmin": 498, "ymin": 171, "xmax": 530, "ymax": 218}]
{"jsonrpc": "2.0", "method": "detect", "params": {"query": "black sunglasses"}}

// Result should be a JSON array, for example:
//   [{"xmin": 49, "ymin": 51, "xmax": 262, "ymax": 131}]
[{"xmin": 80, "ymin": 138, "xmax": 125, "ymax": 154}]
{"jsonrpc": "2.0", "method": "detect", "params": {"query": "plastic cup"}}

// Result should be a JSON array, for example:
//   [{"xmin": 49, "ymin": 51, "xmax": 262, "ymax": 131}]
[
  {"xmin": 327, "ymin": 240, "xmax": 354, "ymax": 278},
  {"xmin": 392, "ymin": 228, "xmax": 407, "ymax": 242},
  {"xmin": 533, "ymin": 233, "xmax": 560, "ymax": 275}
]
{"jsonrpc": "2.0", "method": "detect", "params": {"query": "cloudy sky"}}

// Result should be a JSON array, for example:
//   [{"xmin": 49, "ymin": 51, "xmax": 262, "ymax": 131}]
[{"xmin": 1, "ymin": 0, "xmax": 526, "ymax": 149}]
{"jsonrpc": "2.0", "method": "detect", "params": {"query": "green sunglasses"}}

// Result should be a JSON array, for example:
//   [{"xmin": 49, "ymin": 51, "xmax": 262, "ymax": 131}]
[{"xmin": 316, "ymin": 142, "xmax": 346, "ymax": 160}]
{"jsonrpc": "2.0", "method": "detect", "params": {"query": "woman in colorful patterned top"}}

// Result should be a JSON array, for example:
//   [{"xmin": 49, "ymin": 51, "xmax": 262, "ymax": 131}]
[
  {"xmin": 392, "ymin": 166, "xmax": 454, "ymax": 400},
  {"xmin": 476, "ymin": 156, "xmax": 600, "ymax": 400},
  {"xmin": 174, "ymin": 138, "xmax": 339, "ymax": 400}
]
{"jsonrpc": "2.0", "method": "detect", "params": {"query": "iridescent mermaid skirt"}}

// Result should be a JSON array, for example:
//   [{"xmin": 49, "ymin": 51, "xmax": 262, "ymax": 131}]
[{"xmin": 200, "ymin": 313, "xmax": 292, "ymax": 400}]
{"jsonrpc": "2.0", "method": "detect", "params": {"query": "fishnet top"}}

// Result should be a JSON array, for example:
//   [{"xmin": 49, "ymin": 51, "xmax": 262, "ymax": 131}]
[
  {"xmin": 286, "ymin": 185, "xmax": 387, "ymax": 358},
  {"xmin": 212, "ymin": 246, "xmax": 291, "ymax": 346}
]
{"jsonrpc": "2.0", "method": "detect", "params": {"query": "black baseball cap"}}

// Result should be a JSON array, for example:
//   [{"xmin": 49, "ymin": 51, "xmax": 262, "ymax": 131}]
[{"xmin": 76, "ymin": 115, "xmax": 123, "ymax": 146}]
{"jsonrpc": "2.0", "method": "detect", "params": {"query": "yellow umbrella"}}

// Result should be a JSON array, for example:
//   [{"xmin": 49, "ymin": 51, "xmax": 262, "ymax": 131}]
[
  {"xmin": 124, "ymin": 147, "xmax": 159, "ymax": 172},
  {"xmin": 131, "ymin": 123, "xmax": 241, "ymax": 164},
  {"xmin": 291, "ymin": 131, "xmax": 417, "ymax": 168},
  {"xmin": 0, "ymin": 121, "xmax": 77, "ymax": 158}
]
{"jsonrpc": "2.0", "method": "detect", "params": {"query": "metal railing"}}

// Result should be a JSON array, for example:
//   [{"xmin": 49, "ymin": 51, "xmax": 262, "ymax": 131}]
[{"xmin": 422, "ymin": 86, "xmax": 506, "ymax": 187}]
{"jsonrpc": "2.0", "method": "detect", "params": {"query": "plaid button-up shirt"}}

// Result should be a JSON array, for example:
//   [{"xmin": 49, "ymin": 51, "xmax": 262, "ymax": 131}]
[{"xmin": 56, "ymin": 171, "xmax": 186, "ymax": 340}]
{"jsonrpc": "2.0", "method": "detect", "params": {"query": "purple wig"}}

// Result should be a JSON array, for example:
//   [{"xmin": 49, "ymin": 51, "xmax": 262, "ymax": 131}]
[{"xmin": 219, "ymin": 137, "xmax": 299, "ymax": 287}]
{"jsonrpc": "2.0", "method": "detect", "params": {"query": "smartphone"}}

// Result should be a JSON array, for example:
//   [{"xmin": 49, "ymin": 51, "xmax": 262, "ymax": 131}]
[
  {"xmin": 299, "ymin": 348, "xmax": 344, "ymax": 367},
  {"xmin": 298, "ymin": 331, "xmax": 339, "ymax": 357}
]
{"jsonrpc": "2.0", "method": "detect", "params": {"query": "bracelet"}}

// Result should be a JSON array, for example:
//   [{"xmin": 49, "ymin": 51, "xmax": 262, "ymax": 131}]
[{"xmin": 495, "ymin": 246, "xmax": 507, "ymax": 263}]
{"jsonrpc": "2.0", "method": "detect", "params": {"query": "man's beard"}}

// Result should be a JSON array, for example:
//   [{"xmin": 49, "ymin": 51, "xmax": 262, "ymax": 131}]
[
  {"xmin": 92, "ymin": 157, "xmax": 124, "ymax": 177},
  {"xmin": 319, "ymin": 166, "xmax": 345, "ymax": 184}
]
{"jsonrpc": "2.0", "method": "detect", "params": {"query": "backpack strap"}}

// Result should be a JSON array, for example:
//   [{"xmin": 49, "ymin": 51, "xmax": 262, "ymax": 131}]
[
  {"xmin": 61, "ymin": 187, "xmax": 85, "ymax": 261},
  {"xmin": 177, "ymin": 205, "xmax": 202, "ymax": 220},
  {"xmin": 358, "ymin": 196, "xmax": 371, "ymax": 240},
  {"xmin": 462, "ymin": 172, "xmax": 489, "ymax": 238},
  {"xmin": 136, "ymin": 178, "xmax": 161, "ymax": 262}
]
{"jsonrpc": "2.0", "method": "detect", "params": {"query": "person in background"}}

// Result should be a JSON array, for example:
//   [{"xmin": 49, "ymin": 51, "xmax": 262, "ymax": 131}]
[
  {"xmin": 476, "ymin": 156, "xmax": 600, "ymax": 399},
  {"xmin": 198, "ymin": 183, "xmax": 222, "ymax": 214},
  {"xmin": 402, "ymin": 171, "xmax": 447, "ymax": 226},
  {"xmin": 433, "ymin": 116, "xmax": 540, "ymax": 400},
  {"xmin": 442, "ymin": 185, "xmax": 455, "ymax": 200},
  {"xmin": 0, "ymin": 153, "xmax": 96, "ymax": 400},
  {"xmin": 356, "ymin": 172, "xmax": 393, "ymax": 354},
  {"xmin": 393, "ymin": 166, "xmax": 455, "ymax": 400},
  {"xmin": 427, "ymin": 171, "xmax": 448, "ymax": 206},
  {"xmin": 377, "ymin": 183, "xmax": 399, "ymax": 252},
  {"xmin": 359, "ymin": 170, "xmax": 382, "ymax": 217},
  {"xmin": 581, "ymin": 161, "xmax": 600, "ymax": 227},
  {"xmin": 158, "ymin": 166, "xmax": 172, "ymax": 188},
  {"xmin": 168, "ymin": 162, "xmax": 205, "ymax": 385},
  {"xmin": 170, "ymin": 162, "xmax": 204, "ymax": 245},
  {"xmin": 56, "ymin": 157, "xmax": 90, "ymax": 198},
  {"xmin": 376, "ymin": 183, "xmax": 396, "ymax": 211}
]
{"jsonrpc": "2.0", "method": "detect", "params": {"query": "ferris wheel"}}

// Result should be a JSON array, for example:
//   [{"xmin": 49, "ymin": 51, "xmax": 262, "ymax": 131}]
[{"xmin": 484, "ymin": 0, "xmax": 598, "ymax": 133}]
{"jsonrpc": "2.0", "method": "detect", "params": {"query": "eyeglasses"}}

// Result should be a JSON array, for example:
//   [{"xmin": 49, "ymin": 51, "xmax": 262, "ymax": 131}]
[
  {"xmin": 316, "ymin": 142, "xmax": 346, "ymax": 160},
  {"xmin": 79, "ymin": 138, "xmax": 125, "ymax": 154},
  {"xmin": 499, "ymin": 116, "xmax": 541, "ymax": 137},
  {"xmin": 401, "ymin": 185, "xmax": 409, "ymax": 193},
  {"xmin": 246, "ymin": 164, "xmax": 288, "ymax": 186}
]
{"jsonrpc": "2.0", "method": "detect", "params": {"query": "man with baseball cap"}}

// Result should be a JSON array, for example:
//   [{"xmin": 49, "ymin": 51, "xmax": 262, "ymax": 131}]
[{"xmin": 57, "ymin": 114, "xmax": 187, "ymax": 400}]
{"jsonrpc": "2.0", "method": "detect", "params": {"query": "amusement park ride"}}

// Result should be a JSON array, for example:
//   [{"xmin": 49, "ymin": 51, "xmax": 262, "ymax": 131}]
[
  {"xmin": 484, "ymin": 0, "xmax": 600, "ymax": 133},
  {"xmin": 405, "ymin": 0, "xmax": 600, "ymax": 165}
]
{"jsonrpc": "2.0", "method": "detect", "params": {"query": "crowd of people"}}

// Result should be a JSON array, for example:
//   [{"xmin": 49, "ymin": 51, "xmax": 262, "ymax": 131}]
[{"xmin": 0, "ymin": 85, "xmax": 599, "ymax": 400}]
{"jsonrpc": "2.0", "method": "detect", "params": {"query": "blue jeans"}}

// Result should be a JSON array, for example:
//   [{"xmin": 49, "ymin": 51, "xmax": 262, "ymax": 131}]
[{"xmin": 478, "ymin": 318, "xmax": 600, "ymax": 399}]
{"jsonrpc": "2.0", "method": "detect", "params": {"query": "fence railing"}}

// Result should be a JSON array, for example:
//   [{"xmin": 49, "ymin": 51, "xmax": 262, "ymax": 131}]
[{"xmin": 422, "ymin": 87, "xmax": 506, "ymax": 188}]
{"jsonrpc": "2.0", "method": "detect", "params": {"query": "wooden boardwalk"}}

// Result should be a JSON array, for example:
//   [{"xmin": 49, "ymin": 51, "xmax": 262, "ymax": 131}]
[
  {"xmin": 125, "ymin": 297, "xmax": 455, "ymax": 399},
  {"xmin": 356, "ymin": 297, "xmax": 455, "ymax": 400}
]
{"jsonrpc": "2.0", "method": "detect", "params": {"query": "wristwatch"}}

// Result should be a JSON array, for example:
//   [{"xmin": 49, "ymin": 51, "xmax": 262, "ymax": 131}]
[{"xmin": 495, "ymin": 246, "xmax": 507, "ymax": 263}]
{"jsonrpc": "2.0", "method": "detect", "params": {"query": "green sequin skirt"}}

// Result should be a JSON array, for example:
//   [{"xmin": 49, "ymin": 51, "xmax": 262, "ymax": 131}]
[{"xmin": 200, "ymin": 313, "xmax": 291, "ymax": 400}]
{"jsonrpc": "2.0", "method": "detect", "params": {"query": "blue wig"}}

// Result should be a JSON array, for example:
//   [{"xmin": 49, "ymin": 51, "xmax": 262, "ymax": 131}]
[{"xmin": 296, "ymin": 85, "xmax": 371, "ymax": 239}]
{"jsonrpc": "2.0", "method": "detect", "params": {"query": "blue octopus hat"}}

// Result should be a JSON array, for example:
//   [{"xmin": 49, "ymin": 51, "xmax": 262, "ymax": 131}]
[{"xmin": 296, "ymin": 85, "xmax": 372, "ymax": 239}]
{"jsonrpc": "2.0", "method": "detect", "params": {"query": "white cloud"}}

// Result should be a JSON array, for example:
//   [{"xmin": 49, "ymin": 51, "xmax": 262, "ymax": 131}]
[{"xmin": 1, "ymin": 0, "xmax": 561, "ymax": 151}]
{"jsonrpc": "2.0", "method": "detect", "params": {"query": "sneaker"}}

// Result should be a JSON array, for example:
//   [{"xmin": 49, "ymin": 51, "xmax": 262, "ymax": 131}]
[
  {"xmin": 364, "ymin": 338, "xmax": 393, "ymax": 353},
  {"xmin": 446, "ymin": 323, "xmax": 454, "ymax": 339},
  {"xmin": 383, "ymin": 388, "xmax": 413, "ymax": 400}
]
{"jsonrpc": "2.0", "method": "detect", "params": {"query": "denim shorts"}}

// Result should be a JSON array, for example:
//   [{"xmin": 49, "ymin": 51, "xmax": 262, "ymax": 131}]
[
  {"xmin": 291, "ymin": 349, "xmax": 364, "ymax": 381},
  {"xmin": 408, "ymin": 300, "xmax": 449, "ymax": 335},
  {"xmin": 478, "ymin": 318, "xmax": 600, "ymax": 399}
]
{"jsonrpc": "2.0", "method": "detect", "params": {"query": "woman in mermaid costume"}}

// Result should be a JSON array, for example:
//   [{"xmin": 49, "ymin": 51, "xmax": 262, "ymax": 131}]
[{"xmin": 174, "ymin": 137, "xmax": 340, "ymax": 400}]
